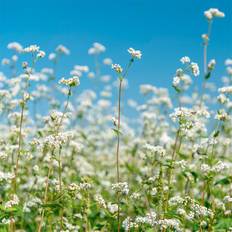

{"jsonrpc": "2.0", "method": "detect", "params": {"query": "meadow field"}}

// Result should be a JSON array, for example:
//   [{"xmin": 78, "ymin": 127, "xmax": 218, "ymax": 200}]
[{"xmin": 0, "ymin": 6, "xmax": 232, "ymax": 232}]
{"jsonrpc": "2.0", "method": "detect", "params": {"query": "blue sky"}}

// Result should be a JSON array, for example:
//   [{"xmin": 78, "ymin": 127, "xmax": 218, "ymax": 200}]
[{"xmin": 0, "ymin": 0, "xmax": 232, "ymax": 102}]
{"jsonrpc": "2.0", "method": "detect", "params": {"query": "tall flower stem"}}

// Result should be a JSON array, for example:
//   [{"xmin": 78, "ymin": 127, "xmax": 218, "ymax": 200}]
[
  {"xmin": 165, "ymin": 128, "xmax": 181, "ymax": 211},
  {"xmin": 114, "ymin": 59, "xmax": 133, "ymax": 232},
  {"xmin": 116, "ymin": 77, "xmax": 122, "ymax": 232},
  {"xmin": 13, "ymin": 102, "xmax": 25, "ymax": 193},
  {"xmin": 201, "ymin": 20, "xmax": 212, "ymax": 106},
  {"xmin": 38, "ymin": 87, "xmax": 71, "ymax": 232}
]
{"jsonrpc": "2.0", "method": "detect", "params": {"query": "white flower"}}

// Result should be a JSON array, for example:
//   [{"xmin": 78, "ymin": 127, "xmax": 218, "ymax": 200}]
[
  {"xmin": 88, "ymin": 42, "xmax": 106, "ymax": 55},
  {"xmin": 204, "ymin": 8, "xmax": 225, "ymax": 20},
  {"xmin": 88, "ymin": 72, "xmax": 95, "ymax": 78},
  {"xmin": 190, "ymin": 62, "xmax": 200, "ymax": 76},
  {"xmin": 180, "ymin": 56, "xmax": 190, "ymax": 64},
  {"xmin": 59, "ymin": 76, "xmax": 80, "ymax": 87},
  {"xmin": 74, "ymin": 65, "xmax": 89, "ymax": 72},
  {"xmin": 172, "ymin": 76, "xmax": 180, "ymax": 87},
  {"xmin": 208, "ymin": 59, "xmax": 216, "ymax": 71},
  {"xmin": 112, "ymin": 182, "xmax": 129, "ymax": 195},
  {"xmin": 56, "ymin": 45, "xmax": 70, "ymax": 55},
  {"xmin": 7, "ymin": 42, "xmax": 23, "ymax": 52},
  {"xmin": 24, "ymin": 45, "xmax": 40, "ymax": 53},
  {"xmin": 103, "ymin": 58, "xmax": 113, "ymax": 65},
  {"xmin": 128, "ymin": 47, "xmax": 142, "ymax": 59},
  {"xmin": 49, "ymin": 53, "xmax": 56, "ymax": 60},
  {"xmin": 219, "ymin": 86, "xmax": 232, "ymax": 94},
  {"xmin": 37, "ymin": 50, "xmax": 46, "ymax": 58},
  {"xmin": 112, "ymin": 64, "xmax": 123, "ymax": 73}
]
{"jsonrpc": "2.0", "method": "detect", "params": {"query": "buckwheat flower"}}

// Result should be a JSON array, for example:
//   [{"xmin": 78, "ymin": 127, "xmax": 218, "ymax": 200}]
[
  {"xmin": 143, "ymin": 144, "xmax": 166, "ymax": 157},
  {"xmin": 93, "ymin": 42, "xmax": 106, "ymax": 53},
  {"xmin": 107, "ymin": 203, "xmax": 118, "ymax": 214},
  {"xmin": 74, "ymin": 65, "xmax": 89, "ymax": 72},
  {"xmin": 204, "ymin": 8, "xmax": 225, "ymax": 20},
  {"xmin": 217, "ymin": 94, "xmax": 228, "ymax": 104},
  {"xmin": 128, "ymin": 47, "xmax": 142, "ymax": 59},
  {"xmin": 48, "ymin": 52, "xmax": 56, "ymax": 61},
  {"xmin": 7, "ymin": 42, "xmax": 23, "ymax": 52},
  {"xmin": 59, "ymin": 76, "xmax": 80, "ymax": 87},
  {"xmin": 172, "ymin": 76, "xmax": 180, "ymax": 87},
  {"xmin": 201, "ymin": 164, "xmax": 211, "ymax": 174},
  {"xmin": 23, "ymin": 92, "xmax": 30, "ymax": 102},
  {"xmin": 95, "ymin": 194, "xmax": 107, "ymax": 208},
  {"xmin": 88, "ymin": 72, "xmax": 95, "ymax": 78},
  {"xmin": 112, "ymin": 63, "xmax": 123, "ymax": 73},
  {"xmin": 0, "ymin": 152, "xmax": 7, "ymax": 160},
  {"xmin": 225, "ymin": 59, "xmax": 232, "ymax": 66},
  {"xmin": 130, "ymin": 192, "xmax": 141, "ymax": 200},
  {"xmin": 112, "ymin": 182, "xmax": 129, "ymax": 195},
  {"xmin": 88, "ymin": 42, "xmax": 106, "ymax": 55},
  {"xmin": 79, "ymin": 182, "xmax": 92, "ymax": 191},
  {"xmin": 208, "ymin": 59, "xmax": 216, "ymax": 71},
  {"xmin": 0, "ymin": 171, "xmax": 15, "ymax": 182},
  {"xmin": 180, "ymin": 56, "xmax": 190, "ymax": 64},
  {"xmin": 1, "ymin": 58, "xmax": 10, "ymax": 65},
  {"xmin": 215, "ymin": 110, "xmax": 228, "ymax": 121},
  {"xmin": 219, "ymin": 86, "xmax": 232, "ymax": 94},
  {"xmin": 103, "ymin": 58, "xmax": 113, "ymax": 65},
  {"xmin": 2, "ymin": 218, "xmax": 13, "ymax": 225},
  {"xmin": 24, "ymin": 45, "xmax": 40, "ymax": 53},
  {"xmin": 37, "ymin": 50, "xmax": 46, "ymax": 58},
  {"xmin": 5, "ymin": 194, "xmax": 19, "ymax": 208},
  {"xmin": 122, "ymin": 217, "xmax": 135, "ymax": 231},
  {"xmin": 202, "ymin": 34, "xmax": 209, "ymax": 43},
  {"xmin": 150, "ymin": 187, "xmax": 157, "ymax": 196},
  {"xmin": 190, "ymin": 62, "xmax": 200, "ymax": 76},
  {"xmin": 213, "ymin": 161, "xmax": 229, "ymax": 172},
  {"xmin": 56, "ymin": 44, "xmax": 70, "ymax": 55}
]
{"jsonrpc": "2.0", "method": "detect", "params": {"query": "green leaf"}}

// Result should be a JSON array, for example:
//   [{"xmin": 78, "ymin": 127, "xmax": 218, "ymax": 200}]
[
  {"xmin": 214, "ymin": 177, "xmax": 231, "ymax": 186},
  {"xmin": 213, "ymin": 130, "xmax": 220, "ymax": 138},
  {"xmin": 205, "ymin": 71, "xmax": 211, "ymax": 80}
]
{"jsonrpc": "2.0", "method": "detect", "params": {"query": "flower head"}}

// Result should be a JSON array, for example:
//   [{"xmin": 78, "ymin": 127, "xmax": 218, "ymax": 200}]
[
  {"xmin": 128, "ymin": 47, "xmax": 142, "ymax": 59},
  {"xmin": 112, "ymin": 64, "xmax": 123, "ymax": 73},
  {"xmin": 204, "ymin": 8, "xmax": 225, "ymax": 20}
]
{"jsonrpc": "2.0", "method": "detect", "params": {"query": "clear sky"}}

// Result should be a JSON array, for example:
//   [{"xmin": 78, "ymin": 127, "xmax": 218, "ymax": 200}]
[{"xmin": 0, "ymin": 0, "xmax": 232, "ymax": 101}]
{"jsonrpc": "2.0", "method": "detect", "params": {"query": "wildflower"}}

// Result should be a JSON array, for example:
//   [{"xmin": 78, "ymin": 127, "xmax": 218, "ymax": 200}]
[
  {"xmin": 59, "ymin": 76, "xmax": 80, "ymax": 87},
  {"xmin": 180, "ymin": 56, "xmax": 190, "ymax": 64},
  {"xmin": 112, "ymin": 182, "xmax": 129, "ymax": 195},
  {"xmin": 37, "ymin": 50, "xmax": 46, "ymax": 58},
  {"xmin": 208, "ymin": 59, "xmax": 216, "ymax": 71},
  {"xmin": 215, "ymin": 110, "xmax": 228, "ymax": 121},
  {"xmin": 56, "ymin": 44, "xmax": 70, "ymax": 55},
  {"xmin": 190, "ymin": 62, "xmax": 200, "ymax": 76},
  {"xmin": 219, "ymin": 86, "xmax": 232, "ymax": 94},
  {"xmin": 1, "ymin": 58, "xmax": 10, "ymax": 65},
  {"xmin": 204, "ymin": 8, "xmax": 225, "ymax": 20},
  {"xmin": 5, "ymin": 194, "xmax": 20, "ymax": 208},
  {"xmin": 128, "ymin": 47, "xmax": 142, "ymax": 59},
  {"xmin": 112, "ymin": 63, "xmax": 123, "ymax": 73},
  {"xmin": 143, "ymin": 144, "xmax": 166, "ymax": 157},
  {"xmin": 107, "ymin": 203, "xmax": 118, "ymax": 213},
  {"xmin": 88, "ymin": 42, "xmax": 106, "ymax": 55},
  {"xmin": 48, "ymin": 52, "xmax": 56, "ymax": 61},
  {"xmin": 7, "ymin": 42, "xmax": 23, "ymax": 52},
  {"xmin": 88, "ymin": 72, "xmax": 95, "ymax": 78},
  {"xmin": 24, "ymin": 45, "xmax": 40, "ymax": 53},
  {"xmin": 103, "ymin": 58, "xmax": 113, "ymax": 65}
]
